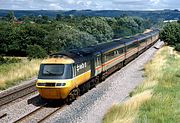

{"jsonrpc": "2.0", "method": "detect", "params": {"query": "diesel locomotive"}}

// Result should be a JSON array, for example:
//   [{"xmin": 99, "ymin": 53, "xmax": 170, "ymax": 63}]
[{"xmin": 36, "ymin": 29, "xmax": 159, "ymax": 102}]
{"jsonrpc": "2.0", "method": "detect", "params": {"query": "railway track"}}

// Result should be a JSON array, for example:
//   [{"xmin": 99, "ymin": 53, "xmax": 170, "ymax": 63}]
[
  {"xmin": 0, "ymin": 78, "xmax": 37, "ymax": 108},
  {"xmin": 14, "ymin": 103, "xmax": 65, "ymax": 123}
]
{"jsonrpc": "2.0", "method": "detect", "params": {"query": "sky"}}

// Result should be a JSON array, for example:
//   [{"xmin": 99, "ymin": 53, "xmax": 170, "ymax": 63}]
[{"xmin": 0, "ymin": 0, "xmax": 180, "ymax": 10}]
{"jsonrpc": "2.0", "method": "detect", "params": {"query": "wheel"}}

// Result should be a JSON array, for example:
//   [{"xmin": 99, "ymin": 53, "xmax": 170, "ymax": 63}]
[{"xmin": 65, "ymin": 88, "xmax": 79, "ymax": 104}]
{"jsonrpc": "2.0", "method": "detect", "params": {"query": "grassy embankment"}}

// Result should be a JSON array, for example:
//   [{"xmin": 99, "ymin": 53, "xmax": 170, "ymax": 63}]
[
  {"xmin": 0, "ymin": 57, "xmax": 41, "ymax": 90},
  {"xmin": 103, "ymin": 46, "xmax": 180, "ymax": 123}
]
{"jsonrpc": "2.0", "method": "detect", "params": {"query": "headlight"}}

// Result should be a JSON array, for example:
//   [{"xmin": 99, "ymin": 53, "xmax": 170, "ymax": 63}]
[{"xmin": 56, "ymin": 83, "xmax": 66, "ymax": 86}]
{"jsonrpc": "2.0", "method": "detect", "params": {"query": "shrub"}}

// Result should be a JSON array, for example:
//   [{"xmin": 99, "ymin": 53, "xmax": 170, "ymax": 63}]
[
  {"xmin": 160, "ymin": 22, "xmax": 180, "ymax": 45},
  {"xmin": 26, "ymin": 45, "xmax": 47, "ymax": 59},
  {"xmin": 0, "ymin": 56, "xmax": 21, "ymax": 65},
  {"xmin": 79, "ymin": 17, "xmax": 114, "ymax": 43},
  {"xmin": 175, "ymin": 43, "xmax": 180, "ymax": 52}
]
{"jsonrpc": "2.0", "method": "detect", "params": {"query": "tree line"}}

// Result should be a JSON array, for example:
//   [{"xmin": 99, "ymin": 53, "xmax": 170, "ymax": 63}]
[
  {"xmin": 160, "ymin": 21, "xmax": 180, "ymax": 51},
  {"xmin": 0, "ymin": 11, "xmax": 152, "ymax": 59}
]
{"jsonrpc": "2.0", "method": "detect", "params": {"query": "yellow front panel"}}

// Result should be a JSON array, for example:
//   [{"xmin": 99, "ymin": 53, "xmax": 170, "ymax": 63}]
[
  {"xmin": 37, "ymin": 88, "xmax": 69, "ymax": 99},
  {"xmin": 74, "ymin": 70, "xmax": 91, "ymax": 86},
  {"xmin": 36, "ymin": 70, "xmax": 91, "ymax": 100},
  {"xmin": 36, "ymin": 79, "xmax": 75, "ymax": 99},
  {"xmin": 41, "ymin": 57, "xmax": 74, "ymax": 64}
]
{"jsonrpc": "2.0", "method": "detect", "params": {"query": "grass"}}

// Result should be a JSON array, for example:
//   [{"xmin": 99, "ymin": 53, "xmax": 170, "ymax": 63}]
[
  {"xmin": 103, "ymin": 90, "xmax": 153, "ymax": 123},
  {"xmin": 0, "ymin": 57, "xmax": 42, "ymax": 90},
  {"xmin": 102, "ymin": 46, "xmax": 180, "ymax": 123}
]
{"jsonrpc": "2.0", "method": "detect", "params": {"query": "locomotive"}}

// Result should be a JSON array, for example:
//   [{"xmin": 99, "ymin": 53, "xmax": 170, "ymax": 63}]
[{"xmin": 36, "ymin": 29, "xmax": 159, "ymax": 102}]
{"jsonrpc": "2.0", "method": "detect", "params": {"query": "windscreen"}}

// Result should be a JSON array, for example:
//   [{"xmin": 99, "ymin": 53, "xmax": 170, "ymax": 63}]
[{"xmin": 38, "ymin": 64, "xmax": 72, "ymax": 79}]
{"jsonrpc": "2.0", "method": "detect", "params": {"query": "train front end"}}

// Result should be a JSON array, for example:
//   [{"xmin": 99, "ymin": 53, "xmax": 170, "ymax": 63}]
[{"xmin": 36, "ymin": 56, "xmax": 75, "ymax": 100}]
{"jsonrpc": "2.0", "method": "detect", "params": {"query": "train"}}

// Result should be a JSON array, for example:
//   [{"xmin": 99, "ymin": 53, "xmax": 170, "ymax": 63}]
[{"xmin": 36, "ymin": 29, "xmax": 159, "ymax": 102}]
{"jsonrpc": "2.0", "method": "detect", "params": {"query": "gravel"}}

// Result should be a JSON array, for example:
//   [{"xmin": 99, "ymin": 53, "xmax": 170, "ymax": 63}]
[
  {"xmin": 0, "ymin": 93, "xmax": 42, "ymax": 123},
  {"xmin": 0, "ymin": 77, "xmax": 37, "ymax": 111},
  {"xmin": 45, "ymin": 40, "xmax": 164, "ymax": 123}
]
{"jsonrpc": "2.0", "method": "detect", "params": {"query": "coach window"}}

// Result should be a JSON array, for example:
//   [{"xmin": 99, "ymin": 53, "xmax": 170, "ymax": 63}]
[
  {"xmin": 114, "ymin": 50, "xmax": 118, "ymax": 56},
  {"xmin": 140, "ymin": 39, "xmax": 146, "ymax": 43},
  {"xmin": 95, "ymin": 55, "xmax": 101, "ymax": 67},
  {"xmin": 118, "ymin": 48, "xmax": 124, "ymax": 54}
]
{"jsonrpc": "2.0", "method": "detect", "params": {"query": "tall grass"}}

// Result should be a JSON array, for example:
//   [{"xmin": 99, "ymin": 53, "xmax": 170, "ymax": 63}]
[
  {"xmin": 0, "ymin": 58, "xmax": 41, "ymax": 90},
  {"xmin": 103, "ymin": 90, "xmax": 153, "ymax": 123},
  {"xmin": 103, "ymin": 46, "xmax": 180, "ymax": 123},
  {"xmin": 136, "ymin": 47, "xmax": 180, "ymax": 123}
]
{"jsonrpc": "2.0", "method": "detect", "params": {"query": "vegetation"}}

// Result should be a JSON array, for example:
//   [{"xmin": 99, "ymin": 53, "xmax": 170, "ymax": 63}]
[
  {"xmin": 78, "ymin": 17, "xmax": 114, "ymax": 43},
  {"xmin": 160, "ymin": 22, "xmax": 180, "ymax": 51},
  {"xmin": 26, "ymin": 45, "xmax": 47, "ymax": 59},
  {"xmin": 175, "ymin": 43, "xmax": 180, "ymax": 52},
  {"xmin": 103, "ymin": 46, "xmax": 180, "ymax": 123},
  {"xmin": 0, "ymin": 12, "xmax": 151, "ymax": 59},
  {"xmin": 0, "ymin": 9, "xmax": 180, "ymax": 22},
  {"xmin": 0, "ymin": 56, "xmax": 21, "ymax": 65},
  {"xmin": 0, "ymin": 57, "xmax": 41, "ymax": 90}
]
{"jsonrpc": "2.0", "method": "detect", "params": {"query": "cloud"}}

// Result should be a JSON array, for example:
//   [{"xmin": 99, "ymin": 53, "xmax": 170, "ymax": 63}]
[
  {"xmin": 49, "ymin": 3, "xmax": 63, "ymax": 10},
  {"xmin": 66, "ymin": 0, "xmax": 75, "ymax": 4},
  {"xmin": 0, "ymin": 0, "xmax": 179, "ymax": 10},
  {"xmin": 113, "ymin": 0, "xmax": 150, "ymax": 5}
]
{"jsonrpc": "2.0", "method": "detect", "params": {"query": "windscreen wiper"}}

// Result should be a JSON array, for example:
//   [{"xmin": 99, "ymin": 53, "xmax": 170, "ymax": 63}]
[
  {"xmin": 45, "ymin": 70, "xmax": 56, "ymax": 75},
  {"xmin": 45, "ymin": 70, "xmax": 63, "ymax": 75}
]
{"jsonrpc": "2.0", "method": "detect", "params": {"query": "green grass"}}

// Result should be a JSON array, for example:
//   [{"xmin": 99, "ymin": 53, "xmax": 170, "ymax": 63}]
[
  {"xmin": 103, "ymin": 46, "xmax": 180, "ymax": 123},
  {"xmin": 0, "ymin": 57, "xmax": 42, "ymax": 90},
  {"xmin": 135, "ymin": 50, "xmax": 180, "ymax": 123}
]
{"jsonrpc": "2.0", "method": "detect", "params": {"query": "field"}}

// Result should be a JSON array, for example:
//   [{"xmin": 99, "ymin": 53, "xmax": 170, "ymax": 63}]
[
  {"xmin": 0, "ymin": 57, "xmax": 41, "ymax": 90},
  {"xmin": 103, "ymin": 46, "xmax": 180, "ymax": 123}
]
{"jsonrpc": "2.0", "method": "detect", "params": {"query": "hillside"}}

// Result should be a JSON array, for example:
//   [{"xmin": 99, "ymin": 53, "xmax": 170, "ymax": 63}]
[{"xmin": 0, "ymin": 9, "xmax": 180, "ymax": 22}]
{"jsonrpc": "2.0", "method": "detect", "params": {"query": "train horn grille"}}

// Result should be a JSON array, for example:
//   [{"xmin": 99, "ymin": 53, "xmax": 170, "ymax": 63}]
[{"xmin": 45, "ymin": 83, "xmax": 56, "ymax": 86}]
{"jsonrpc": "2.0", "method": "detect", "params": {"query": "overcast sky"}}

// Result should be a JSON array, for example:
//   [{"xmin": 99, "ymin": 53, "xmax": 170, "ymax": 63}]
[{"xmin": 0, "ymin": 0, "xmax": 180, "ymax": 10}]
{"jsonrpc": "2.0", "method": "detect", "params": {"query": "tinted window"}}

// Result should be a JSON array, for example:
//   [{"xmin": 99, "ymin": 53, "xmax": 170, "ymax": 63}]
[
  {"xmin": 43, "ymin": 64, "xmax": 64, "ymax": 75},
  {"xmin": 38, "ymin": 64, "xmax": 72, "ymax": 79}
]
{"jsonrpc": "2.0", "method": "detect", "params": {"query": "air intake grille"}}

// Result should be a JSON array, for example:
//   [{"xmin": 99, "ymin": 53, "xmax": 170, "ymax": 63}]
[
  {"xmin": 45, "ymin": 83, "xmax": 56, "ymax": 86},
  {"xmin": 37, "ymin": 83, "xmax": 56, "ymax": 86}
]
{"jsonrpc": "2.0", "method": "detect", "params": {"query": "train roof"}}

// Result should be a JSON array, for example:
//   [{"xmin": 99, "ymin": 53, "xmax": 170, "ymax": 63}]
[
  {"xmin": 50, "ymin": 29, "xmax": 159, "ymax": 63},
  {"xmin": 118, "ymin": 37, "xmax": 137, "ymax": 45},
  {"xmin": 51, "ymin": 41, "xmax": 125, "ymax": 63},
  {"xmin": 135, "ymin": 33, "xmax": 152, "ymax": 41}
]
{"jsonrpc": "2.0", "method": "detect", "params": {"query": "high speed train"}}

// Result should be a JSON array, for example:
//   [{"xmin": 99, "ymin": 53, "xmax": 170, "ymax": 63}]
[{"xmin": 36, "ymin": 29, "xmax": 159, "ymax": 102}]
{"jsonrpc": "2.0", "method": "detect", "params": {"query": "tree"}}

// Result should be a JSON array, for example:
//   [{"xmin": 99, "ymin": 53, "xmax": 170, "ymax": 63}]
[
  {"xmin": 26, "ymin": 45, "xmax": 47, "ymax": 59},
  {"xmin": 56, "ymin": 14, "xmax": 63, "ymax": 21},
  {"xmin": 45, "ymin": 24, "xmax": 98, "ymax": 53},
  {"xmin": 0, "ymin": 22, "xmax": 48, "ymax": 56},
  {"xmin": 5, "ymin": 11, "xmax": 15, "ymax": 21},
  {"xmin": 0, "ymin": 21, "xmax": 12, "ymax": 55},
  {"xmin": 112, "ymin": 16, "xmax": 149, "ymax": 38},
  {"xmin": 79, "ymin": 17, "xmax": 114, "ymax": 43},
  {"xmin": 160, "ymin": 22, "xmax": 180, "ymax": 46}
]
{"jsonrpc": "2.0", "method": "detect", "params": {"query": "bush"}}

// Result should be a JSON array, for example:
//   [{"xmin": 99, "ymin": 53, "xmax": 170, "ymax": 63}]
[
  {"xmin": 160, "ymin": 22, "xmax": 180, "ymax": 45},
  {"xmin": 175, "ymin": 43, "xmax": 180, "ymax": 52},
  {"xmin": 45, "ymin": 24, "xmax": 98, "ymax": 52},
  {"xmin": 26, "ymin": 45, "xmax": 47, "ymax": 59},
  {"xmin": 79, "ymin": 17, "xmax": 114, "ymax": 43},
  {"xmin": 0, "ymin": 56, "xmax": 21, "ymax": 65}
]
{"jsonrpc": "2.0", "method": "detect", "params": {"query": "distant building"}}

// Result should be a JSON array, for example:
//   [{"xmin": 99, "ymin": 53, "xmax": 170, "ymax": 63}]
[{"xmin": 163, "ymin": 20, "xmax": 178, "ymax": 23}]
